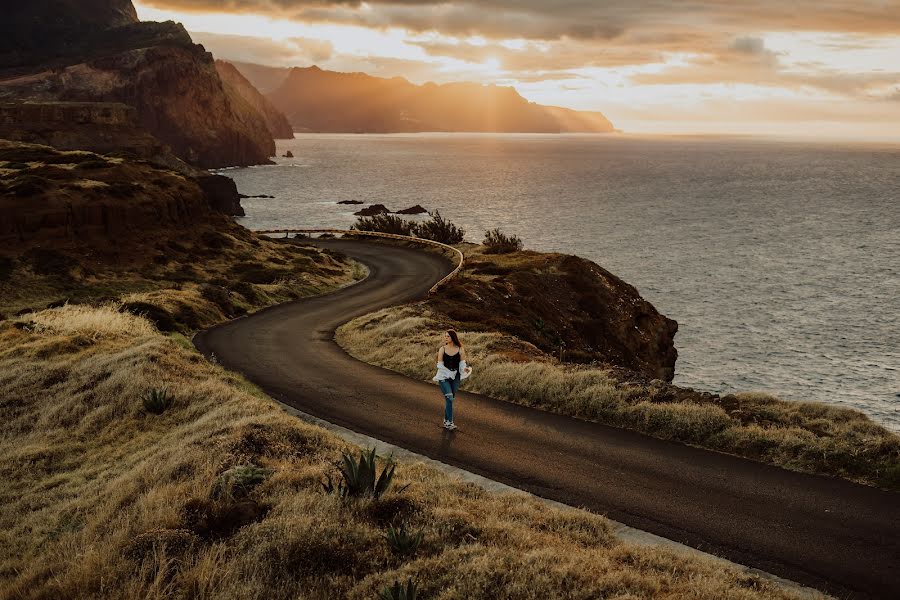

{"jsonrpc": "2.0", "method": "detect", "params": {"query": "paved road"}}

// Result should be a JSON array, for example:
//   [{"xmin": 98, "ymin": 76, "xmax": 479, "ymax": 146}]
[{"xmin": 195, "ymin": 239, "xmax": 900, "ymax": 599}]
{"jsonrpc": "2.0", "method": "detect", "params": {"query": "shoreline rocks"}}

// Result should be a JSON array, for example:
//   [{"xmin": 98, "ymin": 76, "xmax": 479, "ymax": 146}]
[
  {"xmin": 396, "ymin": 204, "xmax": 428, "ymax": 215},
  {"xmin": 353, "ymin": 204, "xmax": 390, "ymax": 216}
]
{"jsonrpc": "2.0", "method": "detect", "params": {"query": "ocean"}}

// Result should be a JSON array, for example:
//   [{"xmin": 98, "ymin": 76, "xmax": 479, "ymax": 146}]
[{"xmin": 220, "ymin": 133, "xmax": 900, "ymax": 430}]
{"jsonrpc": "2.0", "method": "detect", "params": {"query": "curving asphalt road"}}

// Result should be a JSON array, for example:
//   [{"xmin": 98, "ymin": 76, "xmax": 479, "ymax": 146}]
[{"xmin": 195, "ymin": 239, "xmax": 900, "ymax": 599}]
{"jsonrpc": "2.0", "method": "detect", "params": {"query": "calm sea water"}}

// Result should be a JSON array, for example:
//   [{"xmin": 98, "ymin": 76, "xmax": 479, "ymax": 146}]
[{"xmin": 220, "ymin": 134, "xmax": 900, "ymax": 430}]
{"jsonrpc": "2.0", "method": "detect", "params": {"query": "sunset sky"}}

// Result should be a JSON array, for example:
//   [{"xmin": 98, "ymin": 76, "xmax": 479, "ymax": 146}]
[{"xmin": 133, "ymin": 1, "xmax": 900, "ymax": 139}]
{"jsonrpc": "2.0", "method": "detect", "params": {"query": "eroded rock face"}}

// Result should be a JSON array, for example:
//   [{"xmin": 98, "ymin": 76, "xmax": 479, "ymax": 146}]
[
  {"xmin": 0, "ymin": 102, "xmax": 181, "ymax": 169},
  {"xmin": 216, "ymin": 61, "xmax": 293, "ymax": 140},
  {"xmin": 0, "ymin": 141, "xmax": 235, "ymax": 249},
  {"xmin": 0, "ymin": 3, "xmax": 276, "ymax": 168},
  {"xmin": 430, "ymin": 251, "xmax": 678, "ymax": 381},
  {"xmin": 197, "ymin": 174, "xmax": 245, "ymax": 217}
]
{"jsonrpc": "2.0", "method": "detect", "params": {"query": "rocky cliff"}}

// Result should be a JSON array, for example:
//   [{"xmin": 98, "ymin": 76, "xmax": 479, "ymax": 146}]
[
  {"xmin": 263, "ymin": 65, "xmax": 614, "ymax": 133},
  {"xmin": 0, "ymin": 140, "xmax": 234, "ymax": 249},
  {"xmin": 0, "ymin": 2, "xmax": 276, "ymax": 168},
  {"xmin": 216, "ymin": 61, "xmax": 294, "ymax": 139},
  {"xmin": 0, "ymin": 102, "xmax": 176, "ymax": 166}
]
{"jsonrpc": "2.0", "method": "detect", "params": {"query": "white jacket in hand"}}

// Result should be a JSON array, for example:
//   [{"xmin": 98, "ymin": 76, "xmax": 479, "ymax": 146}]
[{"xmin": 433, "ymin": 360, "xmax": 471, "ymax": 382}]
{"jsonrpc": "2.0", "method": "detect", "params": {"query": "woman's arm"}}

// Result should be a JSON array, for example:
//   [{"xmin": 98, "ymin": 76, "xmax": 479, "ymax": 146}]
[
  {"xmin": 436, "ymin": 346, "xmax": 444, "ymax": 364},
  {"xmin": 460, "ymin": 346, "xmax": 468, "ymax": 362}
]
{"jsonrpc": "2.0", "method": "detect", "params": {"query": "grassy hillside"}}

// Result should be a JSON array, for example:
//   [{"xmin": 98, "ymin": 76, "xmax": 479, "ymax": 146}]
[
  {"xmin": 0, "ymin": 141, "xmax": 361, "ymax": 324},
  {"xmin": 0, "ymin": 304, "xmax": 806, "ymax": 599},
  {"xmin": 336, "ymin": 245, "xmax": 900, "ymax": 491},
  {"xmin": 0, "ymin": 152, "xmax": 828, "ymax": 597}
]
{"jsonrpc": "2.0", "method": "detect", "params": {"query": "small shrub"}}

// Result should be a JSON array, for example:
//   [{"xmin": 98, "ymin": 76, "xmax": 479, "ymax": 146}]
[
  {"xmin": 7, "ymin": 174, "xmax": 49, "ymax": 197},
  {"xmin": 74, "ymin": 159, "xmax": 110, "ymax": 170},
  {"xmin": 228, "ymin": 261, "xmax": 293, "ymax": 284},
  {"xmin": 233, "ymin": 281, "xmax": 260, "ymax": 303},
  {"xmin": 384, "ymin": 522, "xmax": 424, "ymax": 557},
  {"xmin": 214, "ymin": 465, "xmax": 273, "ymax": 499},
  {"xmin": 353, "ymin": 214, "xmax": 416, "ymax": 236},
  {"xmin": 483, "ymin": 228, "xmax": 523, "ymax": 254},
  {"xmin": 142, "ymin": 387, "xmax": 174, "ymax": 415},
  {"xmin": 201, "ymin": 230, "xmax": 235, "ymax": 250},
  {"xmin": 107, "ymin": 181, "xmax": 141, "ymax": 198},
  {"xmin": 0, "ymin": 147, "xmax": 49, "ymax": 162},
  {"xmin": 182, "ymin": 497, "xmax": 267, "ymax": 540},
  {"xmin": 45, "ymin": 298, "xmax": 70, "ymax": 309},
  {"xmin": 200, "ymin": 283, "xmax": 239, "ymax": 317},
  {"xmin": 322, "ymin": 448, "xmax": 398, "ymax": 499},
  {"xmin": 120, "ymin": 301, "xmax": 178, "ymax": 332},
  {"xmin": 22, "ymin": 248, "xmax": 78, "ymax": 277},
  {"xmin": 413, "ymin": 210, "xmax": 465, "ymax": 244},
  {"xmin": 379, "ymin": 578, "xmax": 418, "ymax": 600}
]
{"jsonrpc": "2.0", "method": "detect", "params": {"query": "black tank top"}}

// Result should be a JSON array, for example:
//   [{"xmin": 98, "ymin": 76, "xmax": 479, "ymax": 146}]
[{"xmin": 443, "ymin": 347, "xmax": 461, "ymax": 371}]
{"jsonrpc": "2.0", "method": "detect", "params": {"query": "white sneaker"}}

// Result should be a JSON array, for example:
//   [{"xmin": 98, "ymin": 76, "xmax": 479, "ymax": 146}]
[
  {"xmin": 445, "ymin": 421, "xmax": 457, "ymax": 431},
  {"xmin": 443, "ymin": 420, "xmax": 451, "ymax": 429}
]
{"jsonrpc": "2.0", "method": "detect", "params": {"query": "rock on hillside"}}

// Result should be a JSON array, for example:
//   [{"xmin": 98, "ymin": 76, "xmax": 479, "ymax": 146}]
[
  {"xmin": 0, "ymin": 2, "xmax": 276, "ymax": 168},
  {"xmin": 0, "ymin": 140, "xmax": 237, "ymax": 249},
  {"xmin": 430, "ymin": 249, "xmax": 677, "ymax": 380},
  {"xmin": 265, "ymin": 65, "xmax": 615, "ymax": 134},
  {"xmin": 216, "ymin": 61, "xmax": 294, "ymax": 140}
]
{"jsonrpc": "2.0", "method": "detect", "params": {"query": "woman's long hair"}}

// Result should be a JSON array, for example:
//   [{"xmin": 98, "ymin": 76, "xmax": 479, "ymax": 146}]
[{"xmin": 447, "ymin": 329, "xmax": 463, "ymax": 348}]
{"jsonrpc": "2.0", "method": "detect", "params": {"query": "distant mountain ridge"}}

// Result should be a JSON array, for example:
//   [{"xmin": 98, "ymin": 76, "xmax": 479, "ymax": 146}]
[{"xmin": 242, "ymin": 64, "xmax": 614, "ymax": 134}]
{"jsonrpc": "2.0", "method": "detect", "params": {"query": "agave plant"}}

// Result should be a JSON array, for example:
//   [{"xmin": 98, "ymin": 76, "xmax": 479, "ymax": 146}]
[
  {"xmin": 322, "ymin": 448, "xmax": 397, "ymax": 499},
  {"xmin": 379, "ymin": 578, "xmax": 418, "ymax": 600},
  {"xmin": 142, "ymin": 387, "xmax": 174, "ymax": 415},
  {"xmin": 384, "ymin": 522, "xmax": 424, "ymax": 557}
]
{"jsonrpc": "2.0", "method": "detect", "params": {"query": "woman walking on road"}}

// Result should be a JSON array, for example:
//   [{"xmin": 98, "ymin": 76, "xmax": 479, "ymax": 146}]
[{"xmin": 433, "ymin": 329, "xmax": 471, "ymax": 430}]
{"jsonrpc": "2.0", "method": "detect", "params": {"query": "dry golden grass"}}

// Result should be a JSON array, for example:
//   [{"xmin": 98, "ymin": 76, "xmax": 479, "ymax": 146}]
[
  {"xmin": 0, "ymin": 228, "xmax": 358, "ymax": 322},
  {"xmin": 0, "ymin": 306, "xmax": 810, "ymax": 599},
  {"xmin": 337, "ymin": 305, "xmax": 900, "ymax": 490},
  {"xmin": 22, "ymin": 303, "xmax": 157, "ymax": 339}
]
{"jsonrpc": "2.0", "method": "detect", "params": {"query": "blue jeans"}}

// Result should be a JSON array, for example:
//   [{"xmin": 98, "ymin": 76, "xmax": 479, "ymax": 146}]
[{"xmin": 438, "ymin": 372, "xmax": 461, "ymax": 422}]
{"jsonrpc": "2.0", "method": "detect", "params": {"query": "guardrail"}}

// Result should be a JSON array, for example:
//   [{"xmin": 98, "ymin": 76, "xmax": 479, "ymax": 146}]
[{"xmin": 254, "ymin": 228, "xmax": 464, "ymax": 294}]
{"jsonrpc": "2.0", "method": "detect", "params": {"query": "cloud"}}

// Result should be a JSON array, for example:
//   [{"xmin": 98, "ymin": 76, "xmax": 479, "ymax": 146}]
[
  {"xmin": 139, "ymin": 1, "xmax": 900, "ymax": 41},
  {"xmin": 189, "ymin": 31, "xmax": 334, "ymax": 65},
  {"xmin": 633, "ymin": 37, "xmax": 900, "ymax": 98},
  {"xmin": 411, "ymin": 39, "xmax": 662, "ymax": 71}
]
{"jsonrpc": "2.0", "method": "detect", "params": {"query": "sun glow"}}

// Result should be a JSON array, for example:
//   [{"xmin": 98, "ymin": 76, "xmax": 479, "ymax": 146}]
[{"xmin": 133, "ymin": 1, "xmax": 900, "ymax": 138}]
